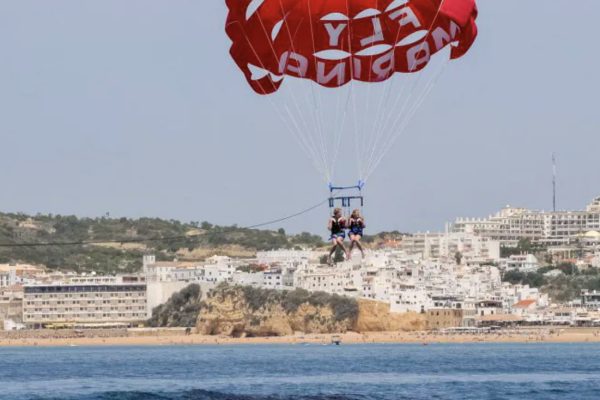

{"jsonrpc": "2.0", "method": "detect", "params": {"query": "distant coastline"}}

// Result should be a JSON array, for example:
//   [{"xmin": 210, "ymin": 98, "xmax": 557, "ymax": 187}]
[{"xmin": 2, "ymin": 328, "xmax": 600, "ymax": 347}]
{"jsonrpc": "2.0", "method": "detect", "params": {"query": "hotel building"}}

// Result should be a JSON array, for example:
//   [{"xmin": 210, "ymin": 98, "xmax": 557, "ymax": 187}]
[
  {"xmin": 451, "ymin": 196, "xmax": 600, "ymax": 247},
  {"xmin": 22, "ymin": 276, "xmax": 147, "ymax": 328}
]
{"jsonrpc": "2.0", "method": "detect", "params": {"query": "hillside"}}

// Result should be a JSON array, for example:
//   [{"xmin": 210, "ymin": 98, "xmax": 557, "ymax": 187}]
[{"xmin": 0, "ymin": 212, "xmax": 324, "ymax": 273}]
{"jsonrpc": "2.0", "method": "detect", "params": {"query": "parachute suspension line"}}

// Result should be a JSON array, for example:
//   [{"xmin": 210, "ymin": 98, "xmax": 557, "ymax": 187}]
[
  {"xmin": 365, "ymin": 54, "xmax": 450, "ymax": 180},
  {"xmin": 280, "ymin": 103, "xmax": 328, "ymax": 176},
  {"xmin": 365, "ymin": 31, "xmax": 451, "ymax": 179},
  {"xmin": 328, "ymin": 5, "xmax": 356, "ymax": 183},
  {"xmin": 251, "ymin": 13, "xmax": 324, "ymax": 173},
  {"xmin": 264, "ymin": 4, "xmax": 331, "ymax": 181},
  {"xmin": 362, "ymin": 0, "xmax": 449, "ymax": 180},
  {"xmin": 363, "ymin": 0, "xmax": 447, "ymax": 178},
  {"xmin": 359, "ymin": 0, "xmax": 386, "ymax": 183},
  {"xmin": 275, "ymin": 1, "xmax": 333, "ymax": 183},
  {"xmin": 233, "ymin": 18, "xmax": 328, "ymax": 179},
  {"xmin": 362, "ymin": 0, "xmax": 430, "ymax": 180},
  {"xmin": 279, "ymin": 15, "xmax": 329, "ymax": 181},
  {"xmin": 329, "ymin": 83, "xmax": 352, "ymax": 182},
  {"xmin": 306, "ymin": 0, "xmax": 334, "ymax": 182},
  {"xmin": 344, "ymin": 0, "xmax": 364, "ymax": 181},
  {"xmin": 351, "ymin": 84, "xmax": 363, "ymax": 180}
]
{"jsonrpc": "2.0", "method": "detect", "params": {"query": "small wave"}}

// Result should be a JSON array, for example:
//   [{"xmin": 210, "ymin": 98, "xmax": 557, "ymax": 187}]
[{"xmin": 38, "ymin": 390, "xmax": 370, "ymax": 400}]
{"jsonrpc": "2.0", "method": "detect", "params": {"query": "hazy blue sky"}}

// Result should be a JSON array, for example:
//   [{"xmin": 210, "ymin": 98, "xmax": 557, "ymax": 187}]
[{"xmin": 0, "ymin": 1, "xmax": 598, "ymax": 235}]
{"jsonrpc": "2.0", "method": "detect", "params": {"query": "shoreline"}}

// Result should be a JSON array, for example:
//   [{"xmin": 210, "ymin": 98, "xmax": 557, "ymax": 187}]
[{"xmin": 2, "ymin": 328, "xmax": 600, "ymax": 347}]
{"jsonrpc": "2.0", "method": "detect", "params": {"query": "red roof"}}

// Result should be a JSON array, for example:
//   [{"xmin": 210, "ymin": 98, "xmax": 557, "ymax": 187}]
[{"xmin": 513, "ymin": 299, "xmax": 536, "ymax": 308}]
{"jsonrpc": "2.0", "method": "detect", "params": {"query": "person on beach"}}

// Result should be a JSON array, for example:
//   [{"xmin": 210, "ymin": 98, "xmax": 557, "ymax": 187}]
[
  {"xmin": 348, "ymin": 209, "xmax": 365, "ymax": 259},
  {"xmin": 328, "ymin": 208, "xmax": 348, "ymax": 264}
]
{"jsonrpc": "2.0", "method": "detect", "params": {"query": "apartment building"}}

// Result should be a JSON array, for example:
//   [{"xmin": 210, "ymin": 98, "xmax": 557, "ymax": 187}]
[
  {"xmin": 451, "ymin": 196, "xmax": 600, "ymax": 247},
  {"xmin": 23, "ymin": 277, "xmax": 147, "ymax": 328},
  {"xmin": 400, "ymin": 231, "xmax": 500, "ymax": 262}
]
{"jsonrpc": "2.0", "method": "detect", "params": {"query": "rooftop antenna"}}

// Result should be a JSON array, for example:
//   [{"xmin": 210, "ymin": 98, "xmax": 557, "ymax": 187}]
[{"xmin": 552, "ymin": 153, "xmax": 557, "ymax": 212}]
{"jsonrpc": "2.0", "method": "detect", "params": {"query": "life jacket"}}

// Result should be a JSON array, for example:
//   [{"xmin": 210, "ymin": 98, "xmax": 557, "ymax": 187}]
[
  {"xmin": 349, "ymin": 218, "xmax": 364, "ymax": 230},
  {"xmin": 330, "ymin": 217, "xmax": 345, "ymax": 234}
]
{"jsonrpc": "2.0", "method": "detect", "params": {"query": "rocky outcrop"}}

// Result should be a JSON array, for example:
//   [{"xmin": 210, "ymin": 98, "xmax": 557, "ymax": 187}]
[
  {"xmin": 355, "ymin": 299, "xmax": 426, "ymax": 332},
  {"xmin": 147, "ymin": 284, "xmax": 202, "ymax": 328},
  {"xmin": 197, "ymin": 285, "xmax": 357, "ymax": 337},
  {"xmin": 196, "ymin": 284, "xmax": 426, "ymax": 337}
]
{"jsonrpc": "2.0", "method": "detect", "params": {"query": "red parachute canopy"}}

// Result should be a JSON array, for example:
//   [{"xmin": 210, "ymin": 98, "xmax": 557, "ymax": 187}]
[{"xmin": 226, "ymin": 0, "xmax": 478, "ymax": 95}]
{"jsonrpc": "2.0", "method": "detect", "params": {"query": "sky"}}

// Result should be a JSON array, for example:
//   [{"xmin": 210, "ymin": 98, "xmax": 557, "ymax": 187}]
[{"xmin": 0, "ymin": 1, "xmax": 599, "ymax": 236}]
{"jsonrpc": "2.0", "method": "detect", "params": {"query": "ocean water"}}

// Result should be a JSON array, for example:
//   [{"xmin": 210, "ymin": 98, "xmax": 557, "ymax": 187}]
[{"xmin": 1, "ymin": 343, "xmax": 599, "ymax": 400}]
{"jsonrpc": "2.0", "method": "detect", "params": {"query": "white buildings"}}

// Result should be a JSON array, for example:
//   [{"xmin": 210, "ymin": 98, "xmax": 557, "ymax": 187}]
[
  {"xmin": 500, "ymin": 254, "xmax": 540, "ymax": 272},
  {"xmin": 294, "ymin": 264, "xmax": 352, "ymax": 295},
  {"xmin": 400, "ymin": 231, "xmax": 500, "ymax": 263},
  {"xmin": 451, "ymin": 196, "xmax": 600, "ymax": 247},
  {"xmin": 0, "ymin": 264, "xmax": 43, "ymax": 287},
  {"xmin": 0, "ymin": 270, "xmax": 14, "ymax": 288},
  {"xmin": 581, "ymin": 290, "xmax": 600, "ymax": 310},
  {"xmin": 143, "ymin": 254, "xmax": 239, "ymax": 284},
  {"xmin": 1, "ymin": 285, "xmax": 23, "ymax": 330},
  {"xmin": 256, "ymin": 249, "xmax": 317, "ymax": 266},
  {"xmin": 389, "ymin": 287, "xmax": 431, "ymax": 313}
]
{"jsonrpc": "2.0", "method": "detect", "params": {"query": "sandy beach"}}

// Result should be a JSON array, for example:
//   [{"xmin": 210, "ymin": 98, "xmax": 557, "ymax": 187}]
[{"xmin": 2, "ymin": 328, "xmax": 600, "ymax": 347}]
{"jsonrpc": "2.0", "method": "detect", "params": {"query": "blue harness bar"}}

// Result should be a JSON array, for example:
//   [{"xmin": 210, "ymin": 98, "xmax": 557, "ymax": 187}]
[{"xmin": 328, "ymin": 181, "xmax": 365, "ymax": 209}]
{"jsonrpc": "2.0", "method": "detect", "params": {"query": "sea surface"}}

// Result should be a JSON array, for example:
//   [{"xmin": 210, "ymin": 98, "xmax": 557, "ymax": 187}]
[{"xmin": 1, "ymin": 343, "xmax": 600, "ymax": 400}]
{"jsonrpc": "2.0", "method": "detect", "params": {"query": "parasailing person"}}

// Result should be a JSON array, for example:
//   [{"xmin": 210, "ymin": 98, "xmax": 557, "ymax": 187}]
[
  {"xmin": 348, "ymin": 209, "xmax": 366, "ymax": 260},
  {"xmin": 327, "ymin": 207, "xmax": 349, "ymax": 264}
]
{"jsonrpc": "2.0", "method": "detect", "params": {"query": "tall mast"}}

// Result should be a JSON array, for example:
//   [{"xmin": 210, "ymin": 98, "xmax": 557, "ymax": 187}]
[{"xmin": 552, "ymin": 153, "xmax": 557, "ymax": 212}]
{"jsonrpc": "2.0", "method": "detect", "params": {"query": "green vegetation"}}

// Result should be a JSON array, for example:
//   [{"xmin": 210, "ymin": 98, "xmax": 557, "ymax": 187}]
[
  {"xmin": 501, "ymin": 264, "xmax": 600, "ymax": 302},
  {"xmin": 363, "ymin": 231, "xmax": 407, "ymax": 245},
  {"xmin": 236, "ymin": 264, "xmax": 266, "ymax": 273},
  {"xmin": 241, "ymin": 285, "xmax": 358, "ymax": 322},
  {"xmin": 500, "ymin": 238, "xmax": 546, "ymax": 258},
  {"xmin": 502, "ymin": 270, "xmax": 546, "ymax": 288},
  {"xmin": 147, "ymin": 284, "xmax": 202, "ymax": 327},
  {"xmin": 211, "ymin": 283, "xmax": 359, "ymax": 323},
  {"xmin": 0, "ymin": 212, "xmax": 325, "ymax": 272},
  {"xmin": 542, "ymin": 272, "xmax": 600, "ymax": 302}
]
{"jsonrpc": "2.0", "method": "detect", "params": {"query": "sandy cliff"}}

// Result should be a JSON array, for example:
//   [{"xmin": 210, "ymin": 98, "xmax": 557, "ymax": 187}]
[
  {"xmin": 355, "ymin": 299, "xmax": 426, "ymax": 332},
  {"xmin": 196, "ymin": 285, "xmax": 425, "ymax": 337}
]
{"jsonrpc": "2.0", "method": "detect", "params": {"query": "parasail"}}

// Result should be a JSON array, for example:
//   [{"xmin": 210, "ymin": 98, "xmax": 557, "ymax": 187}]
[{"xmin": 225, "ymin": 0, "xmax": 478, "ymax": 192}]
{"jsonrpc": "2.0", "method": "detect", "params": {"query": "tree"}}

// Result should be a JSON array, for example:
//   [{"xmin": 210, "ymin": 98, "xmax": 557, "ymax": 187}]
[
  {"xmin": 201, "ymin": 221, "xmax": 213, "ymax": 230},
  {"xmin": 517, "ymin": 238, "xmax": 533, "ymax": 252},
  {"xmin": 455, "ymin": 251, "xmax": 463, "ymax": 265},
  {"xmin": 502, "ymin": 270, "xmax": 546, "ymax": 288},
  {"xmin": 333, "ymin": 247, "xmax": 345, "ymax": 263},
  {"xmin": 557, "ymin": 262, "xmax": 576, "ymax": 275}
]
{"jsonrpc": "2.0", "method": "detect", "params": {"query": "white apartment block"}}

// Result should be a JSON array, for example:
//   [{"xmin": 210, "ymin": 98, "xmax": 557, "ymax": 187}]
[
  {"xmin": 1, "ymin": 286, "xmax": 23, "ymax": 328},
  {"xmin": 452, "ymin": 196, "xmax": 600, "ymax": 247},
  {"xmin": 389, "ymin": 287, "xmax": 432, "ymax": 313},
  {"xmin": 400, "ymin": 232, "xmax": 500, "ymax": 263},
  {"xmin": 0, "ymin": 264, "xmax": 41, "ymax": 287},
  {"xmin": 143, "ymin": 254, "xmax": 236, "ymax": 284},
  {"xmin": 0, "ymin": 271, "xmax": 14, "ymax": 288},
  {"xmin": 294, "ymin": 264, "xmax": 362, "ymax": 296},
  {"xmin": 232, "ymin": 271, "xmax": 264, "ymax": 287},
  {"xmin": 23, "ymin": 277, "xmax": 147, "ymax": 328},
  {"xmin": 256, "ymin": 250, "xmax": 317, "ymax": 266},
  {"xmin": 262, "ymin": 270, "xmax": 284, "ymax": 289},
  {"xmin": 499, "ymin": 254, "xmax": 540, "ymax": 272}
]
